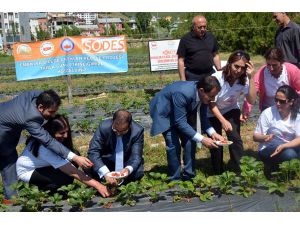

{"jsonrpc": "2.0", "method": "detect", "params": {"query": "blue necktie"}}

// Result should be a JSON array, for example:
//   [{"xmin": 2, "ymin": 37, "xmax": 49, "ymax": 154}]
[{"xmin": 115, "ymin": 136, "xmax": 124, "ymax": 172}]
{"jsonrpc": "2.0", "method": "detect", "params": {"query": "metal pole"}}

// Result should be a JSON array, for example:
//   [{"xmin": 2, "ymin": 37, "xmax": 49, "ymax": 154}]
[{"xmin": 63, "ymin": 29, "xmax": 73, "ymax": 104}]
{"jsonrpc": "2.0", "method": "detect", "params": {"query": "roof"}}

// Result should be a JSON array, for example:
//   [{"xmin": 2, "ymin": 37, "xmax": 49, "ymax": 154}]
[{"xmin": 97, "ymin": 18, "xmax": 123, "ymax": 23}]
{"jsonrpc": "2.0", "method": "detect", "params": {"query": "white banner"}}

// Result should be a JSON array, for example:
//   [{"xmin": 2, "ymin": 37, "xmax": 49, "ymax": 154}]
[{"xmin": 148, "ymin": 39, "xmax": 180, "ymax": 72}]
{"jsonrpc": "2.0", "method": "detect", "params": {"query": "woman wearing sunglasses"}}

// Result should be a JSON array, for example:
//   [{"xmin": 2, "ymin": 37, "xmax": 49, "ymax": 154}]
[
  {"xmin": 245, "ymin": 48, "xmax": 300, "ymax": 114},
  {"xmin": 254, "ymin": 85, "xmax": 300, "ymax": 170},
  {"xmin": 207, "ymin": 50, "xmax": 256, "ymax": 174},
  {"xmin": 16, "ymin": 114, "xmax": 111, "ymax": 197}
]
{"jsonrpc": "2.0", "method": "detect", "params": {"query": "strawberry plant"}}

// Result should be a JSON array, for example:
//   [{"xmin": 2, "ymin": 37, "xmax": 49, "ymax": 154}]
[
  {"xmin": 115, "ymin": 182, "xmax": 143, "ymax": 206},
  {"xmin": 236, "ymin": 156, "xmax": 264, "ymax": 197},
  {"xmin": 173, "ymin": 181, "xmax": 195, "ymax": 202},
  {"xmin": 13, "ymin": 182, "xmax": 49, "ymax": 212},
  {"xmin": 48, "ymin": 193, "xmax": 63, "ymax": 212},
  {"xmin": 215, "ymin": 171, "xmax": 236, "ymax": 195},
  {"xmin": 67, "ymin": 186, "xmax": 96, "ymax": 211}
]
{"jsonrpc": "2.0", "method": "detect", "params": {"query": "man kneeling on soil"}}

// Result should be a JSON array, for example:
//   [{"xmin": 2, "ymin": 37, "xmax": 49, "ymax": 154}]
[{"xmin": 87, "ymin": 109, "xmax": 144, "ymax": 186}]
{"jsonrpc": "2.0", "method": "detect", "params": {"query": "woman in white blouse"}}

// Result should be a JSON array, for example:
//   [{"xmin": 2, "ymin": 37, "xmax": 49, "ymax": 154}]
[
  {"xmin": 16, "ymin": 114, "xmax": 111, "ymax": 197},
  {"xmin": 254, "ymin": 85, "xmax": 300, "ymax": 169},
  {"xmin": 208, "ymin": 50, "xmax": 256, "ymax": 174}
]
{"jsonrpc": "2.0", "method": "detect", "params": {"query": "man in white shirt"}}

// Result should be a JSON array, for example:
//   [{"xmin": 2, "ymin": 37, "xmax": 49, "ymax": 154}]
[{"xmin": 87, "ymin": 110, "xmax": 144, "ymax": 186}]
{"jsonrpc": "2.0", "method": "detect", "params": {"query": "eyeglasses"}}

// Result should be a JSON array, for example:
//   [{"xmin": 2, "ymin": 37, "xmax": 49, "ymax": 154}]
[
  {"xmin": 235, "ymin": 51, "xmax": 250, "ymax": 61},
  {"xmin": 274, "ymin": 98, "xmax": 288, "ymax": 105}
]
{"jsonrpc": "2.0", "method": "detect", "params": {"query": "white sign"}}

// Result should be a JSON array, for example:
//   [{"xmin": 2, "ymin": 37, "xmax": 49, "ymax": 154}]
[{"xmin": 148, "ymin": 39, "xmax": 180, "ymax": 72}]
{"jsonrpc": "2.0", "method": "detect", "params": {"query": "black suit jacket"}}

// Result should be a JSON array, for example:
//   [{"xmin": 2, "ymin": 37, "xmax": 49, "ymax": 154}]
[{"xmin": 87, "ymin": 119, "xmax": 144, "ymax": 173}]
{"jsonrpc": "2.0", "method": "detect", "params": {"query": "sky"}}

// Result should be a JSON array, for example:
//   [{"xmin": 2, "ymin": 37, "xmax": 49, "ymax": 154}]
[{"xmin": 2, "ymin": 0, "xmax": 300, "ymax": 224}]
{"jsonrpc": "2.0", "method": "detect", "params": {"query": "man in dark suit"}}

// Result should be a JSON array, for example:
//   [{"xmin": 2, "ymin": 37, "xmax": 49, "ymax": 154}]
[
  {"xmin": 88, "ymin": 109, "xmax": 144, "ymax": 186},
  {"xmin": 0, "ymin": 90, "xmax": 93, "ymax": 201},
  {"xmin": 150, "ymin": 76, "xmax": 223, "ymax": 181}
]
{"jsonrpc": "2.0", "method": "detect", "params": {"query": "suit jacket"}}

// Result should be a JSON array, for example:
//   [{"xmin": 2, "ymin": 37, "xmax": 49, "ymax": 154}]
[
  {"xmin": 150, "ymin": 81, "xmax": 212, "ymax": 139},
  {"xmin": 0, "ymin": 91, "xmax": 70, "ymax": 158},
  {"xmin": 88, "ymin": 119, "xmax": 144, "ymax": 173}
]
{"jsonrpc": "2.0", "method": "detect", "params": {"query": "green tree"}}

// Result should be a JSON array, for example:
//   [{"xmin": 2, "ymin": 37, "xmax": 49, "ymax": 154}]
[
  {"xmin": 55, "ymin": 25, "xmax": 81, "ymax": 38},
  {"xmin": 135, "ymin": 12, "xmax": 152, "ymax": 34},
  {"xmin": 123, "ymin": 22, "xmax": 132, "ymax": 37},
  {"xmin": 35, "ymin": 26, "xmax": 51, "ymax": 41},
  {"xmin": 159, "ymin": 18, "xmax": 171, "ymax": 31}
]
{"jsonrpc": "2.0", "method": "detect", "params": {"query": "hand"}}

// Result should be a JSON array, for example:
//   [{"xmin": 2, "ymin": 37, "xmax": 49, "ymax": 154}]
[
  {"xmin": 221, "ymin": 119, "xmax": 232, "ymax": 132},
  {"xmin": 120, "ymin": 168, "xmax": 130, "ymax": 178},
  {"xmin": 246, "ymin": 61, "xmax": 255, "ymax": 78},
  {"xmin": 201, "ymin": 136, "xmax": 219, "ymax": 149},
  {"xmin": 240, "ymin": 113, "xmax": 249, "ymax": 123},
  {"xmin": 264, "ymin": 134, "xmax": 274, "ymax": 142},
  {"xmin": 72, "ymin": 155, "xmax": 93, "ymax": 169},
  {"xmin": 96, "ymin": 184, "xmax": 111, "ymax": 198},
  {"xmin": 270, "ymin": 144, "xmax": 285, "ymax": 157},
  {"xmin": 211, "ymin": 132, "xmax": 225, "ymax": 141},
  {"xmin": 104, "ymin": 174, "xmax": 118, "ymax": 186}
]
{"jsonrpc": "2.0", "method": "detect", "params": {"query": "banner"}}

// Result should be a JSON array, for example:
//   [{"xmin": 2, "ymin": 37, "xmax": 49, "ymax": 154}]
[
  {"xmin": 13, "ymin": 35, "xmax": 128, "ymax": 81},
  {"xmin": 148, "ymin": 39, "xmax": 180, "ymax": 72}
]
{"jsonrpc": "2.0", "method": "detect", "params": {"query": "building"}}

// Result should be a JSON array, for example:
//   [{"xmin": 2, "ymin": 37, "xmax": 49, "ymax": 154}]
[
  {"xmin": 0, "ymin": 12, "xmax": 21, "ymax": 48},
  {"xmin": 48, "ymin": 12, "xmax": 76, "ymax": 37},
  {"xmin": 66, "ymin": 12, "xmax": 97, "ymax": 25},
  {"xmin": 96, "ymin": 18, "xmax": 123, "ymax": 34}
]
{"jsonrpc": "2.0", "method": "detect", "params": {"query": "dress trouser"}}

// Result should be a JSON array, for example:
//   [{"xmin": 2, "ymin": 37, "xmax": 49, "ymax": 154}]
[
  {"xmin": 208, "ymin": 108, "xmax": 243, "ymax": 175},
  {"xmin": 29, "ymin": 166, "xmax": 74, "ymax": 192},
  {"xmin": 0, "ymin": 151, "xmax": 18, "ymax": 199},
  {"xmin": 185, "ymin": 69, "xmax": 214, "ymax": 82}
]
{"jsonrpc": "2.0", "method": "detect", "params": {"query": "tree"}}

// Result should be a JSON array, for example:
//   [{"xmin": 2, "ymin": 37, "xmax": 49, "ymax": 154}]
[
  {"xmin": 55, "ymin": 25, "xmax": 81, "ymax": 38},
  {"xmin": 158, "ymin": 18, "xmax": 171, "ymax": 31},
  {"xmin": 35, "ymin": 26, "xmax": 51, "ymax": 41},
  {"xmin": 135, "ymin": 12, "xmax": 152, "ymax": 34}
]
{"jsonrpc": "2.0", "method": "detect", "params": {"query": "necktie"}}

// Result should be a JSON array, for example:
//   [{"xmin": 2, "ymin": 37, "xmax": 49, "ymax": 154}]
[
  {"xmin": 115, "ymin": 136, "xmax": 124, "ymax": 171},
  {"xmin": 196, "ymin": 103, "xmax": 202, "ymax": 149}
]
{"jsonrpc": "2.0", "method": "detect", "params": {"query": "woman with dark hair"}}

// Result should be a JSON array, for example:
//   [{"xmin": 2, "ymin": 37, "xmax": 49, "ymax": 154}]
[
  {"xmin": 245, "ymin": 47, "xmax": 300, "ymax": 114},
  {"xmin": 254, "ymin": 85, "xmax": 300, "ymax": 169},
  {"xmin": 207, "ymin": 50, "xmax": 256, "ymax": 174},
  {"xmin": 16, "ymin": 115, "xmax": 111, "ymax": 197}
]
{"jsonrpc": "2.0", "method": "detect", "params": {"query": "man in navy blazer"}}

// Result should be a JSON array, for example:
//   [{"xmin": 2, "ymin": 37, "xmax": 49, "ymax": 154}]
[
  {"xmin": 0, "ymin": 90, "xmax": 93, "ymax": 200},
  {"xmin": 88, "ymin": 109, "xmax": 144, "ymax": 186},
  {"xmin": 150, "ymin": 76, "xmax": 223, "ymax": 181}
]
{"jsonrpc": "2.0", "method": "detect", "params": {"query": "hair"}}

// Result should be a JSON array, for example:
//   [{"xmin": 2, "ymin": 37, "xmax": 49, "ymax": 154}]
[
  {"xmin": 26, "ymin": 114, "xmax": 78, "ymax": 158},
  {"xmin": 222, "ymin": 50, "xmax": 250, "ymax": 86},
  {"xmin": 276, "ymin": 85, "xmax": 300, "ymax": 120},
  {"xmin": 112, "ymin": 109, "xmax": 132, "ymax": 126},
  {"xmin": 264, "ymin": 48, "xmax": 285, "ymax": 64},
  {"xmin": 196, "ymin": 75, "xmax": 221, "ymax": 93},
  {"xmin": 36, "ymin": 89, "xmax": 61, "ymax": 109}
]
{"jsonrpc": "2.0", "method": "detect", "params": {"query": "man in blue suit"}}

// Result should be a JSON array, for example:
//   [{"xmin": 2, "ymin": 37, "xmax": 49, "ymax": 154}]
[
  {"xmin": 88, "ymin": 109, "xmax": 144, "ymax": 186},
  {"xmin": 150, "ymin": 76, "xmax": 223, "ymax": 181},
  {"xmin": 0, "ymin": 90, "xmax": 93, "ymax": 201}
]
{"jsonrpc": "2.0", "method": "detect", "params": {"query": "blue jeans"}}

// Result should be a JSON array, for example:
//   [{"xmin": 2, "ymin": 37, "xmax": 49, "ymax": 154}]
[
  {"xmin": 259, "ymin": 145, "xmax": 300, "ymax": 167},
  {"xmin": 163, "ymin": 128, "xmax": 196, "ymax": 181},
  {"xmin": 0, "ymin": 151, "xmax": 18, "ymax": 199}
]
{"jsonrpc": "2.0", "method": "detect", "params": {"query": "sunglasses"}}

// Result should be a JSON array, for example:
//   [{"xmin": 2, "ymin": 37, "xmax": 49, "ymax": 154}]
[
  {"xmin": 274, "ymin": 98, "xmax": 288, "ymax": 105},
  {"xmin": 235, "ymin": 51, "xmax": 250, "ymax": 61}
]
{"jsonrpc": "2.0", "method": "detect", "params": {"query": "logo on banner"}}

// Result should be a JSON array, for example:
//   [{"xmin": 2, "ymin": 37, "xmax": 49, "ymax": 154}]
[
  {"xmin": 60, "ymin": 38, "xmax": 75, "ymax": 53},
  {"xmin": 40, "ymin": 42, "xmax": 54, "ymax": 56},
  {"xmin": 150, "ymin": 42, "xmax": 158, "ymax": 49},
  {"xmin": 17, "ymin": 44, "xmax": 32, "ymax": 55}
]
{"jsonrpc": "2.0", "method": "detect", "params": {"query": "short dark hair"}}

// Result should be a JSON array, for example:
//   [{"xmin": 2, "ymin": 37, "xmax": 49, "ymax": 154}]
[
  {"xmin": 36, "ymin": 89, "xmax": 61, "ymax": 109},
  {"xmin": 196, "ymin": 76, "xmax": 221, "ymax": 93},
  {"xmin": 264, "ymin": 48, "xmax": 285, "ymax": 63},
  {"xmin": 113, "ymin": 109, "xmax": 132, "ymax": 125}
]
